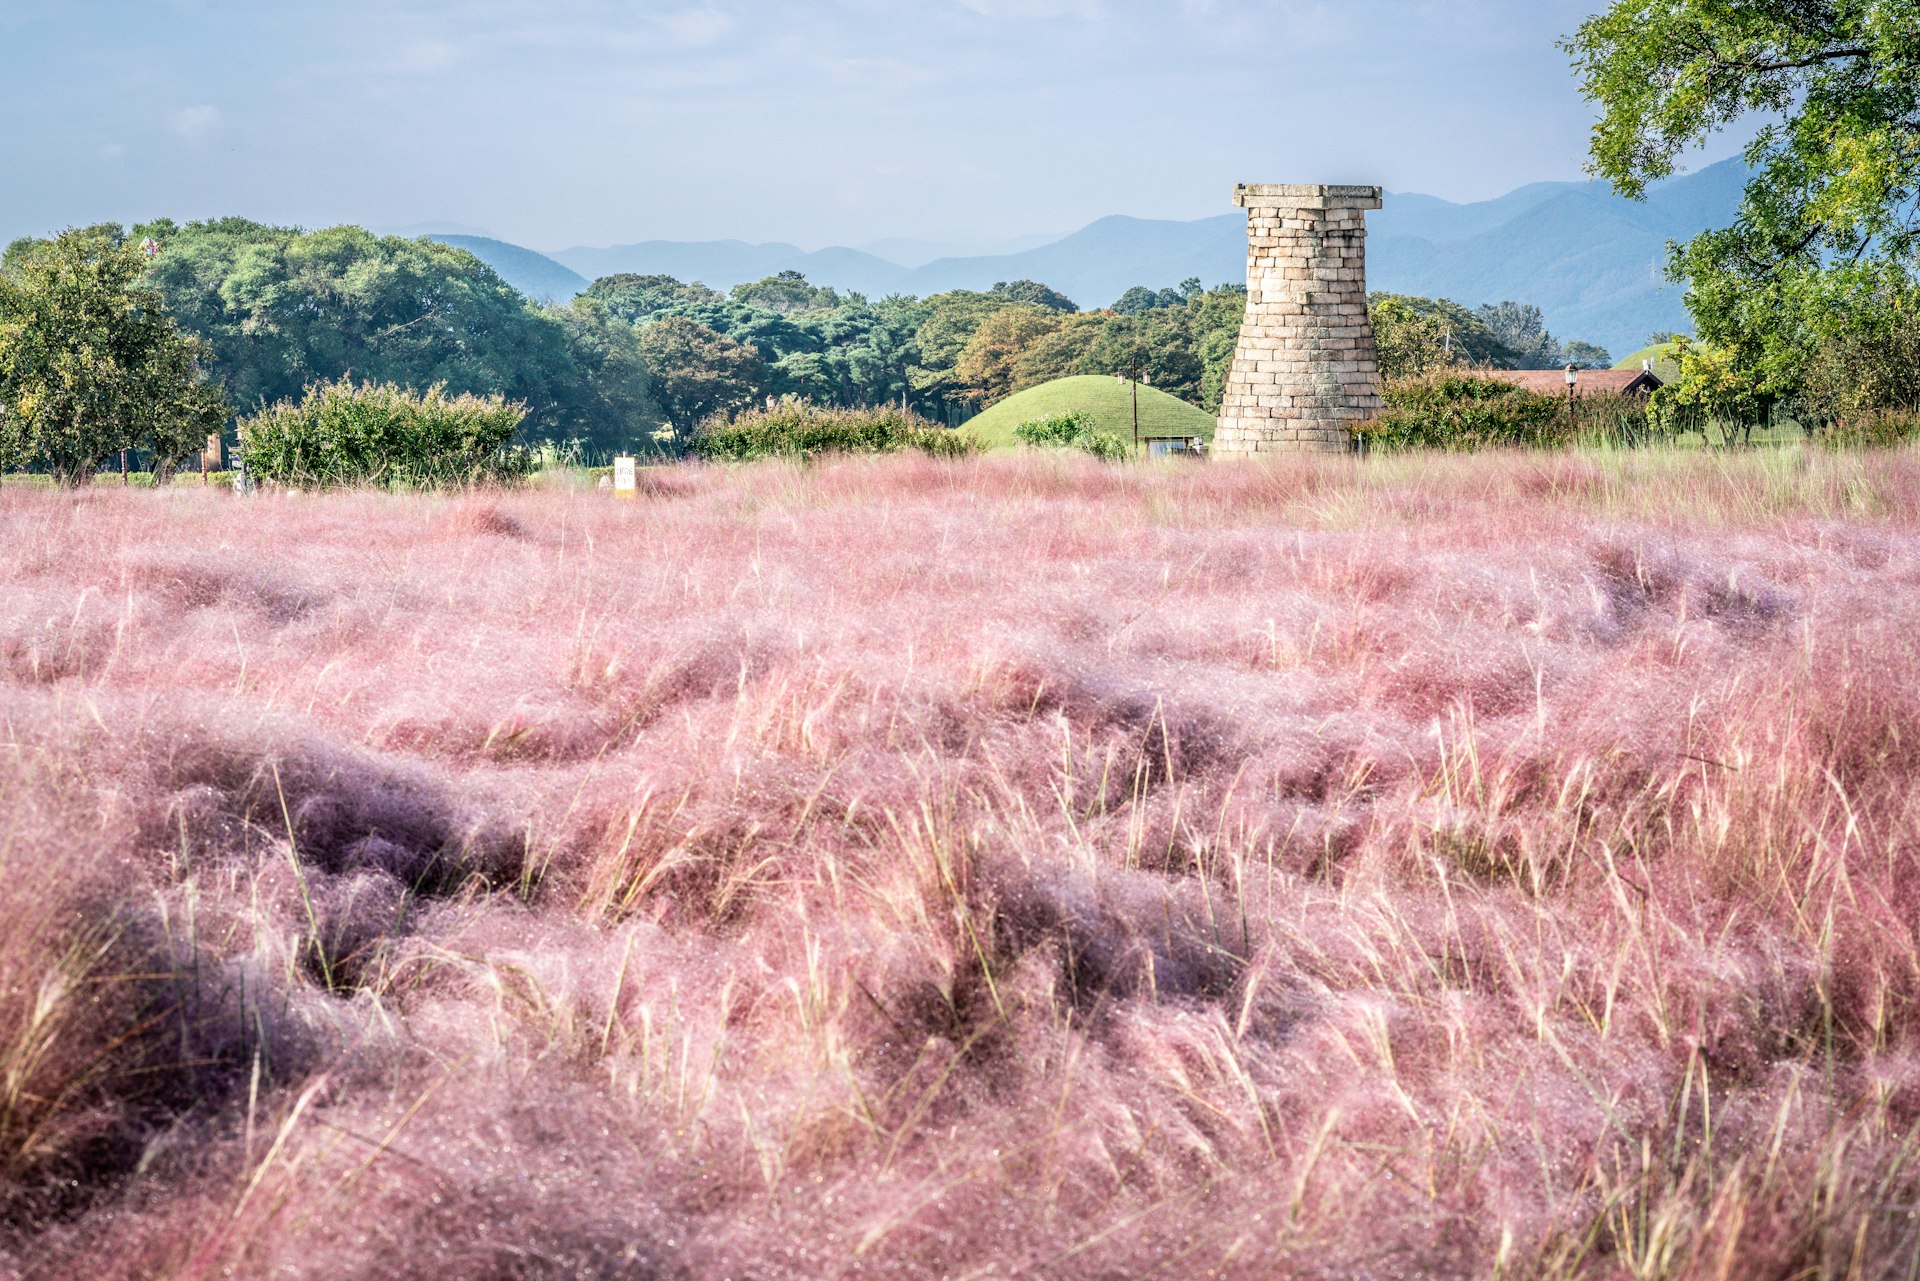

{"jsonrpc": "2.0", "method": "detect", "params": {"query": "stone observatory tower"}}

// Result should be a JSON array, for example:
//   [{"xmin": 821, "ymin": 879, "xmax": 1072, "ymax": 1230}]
[{"xmin": 1214, "ymin": 184, "xmax": 1385, "ymax": 455}]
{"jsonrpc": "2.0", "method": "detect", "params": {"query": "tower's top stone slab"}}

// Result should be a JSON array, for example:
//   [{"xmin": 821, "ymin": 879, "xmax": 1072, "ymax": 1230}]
[{"xmin": 1233, "ymin": 183, "xmax": 1383, "ymax": 210}]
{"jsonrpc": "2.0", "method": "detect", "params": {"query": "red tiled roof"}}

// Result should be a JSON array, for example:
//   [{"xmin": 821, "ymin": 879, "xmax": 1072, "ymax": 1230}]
[{"xmin": 1475, "ymin": 369, "xmax": 1663, "ymax": 397}]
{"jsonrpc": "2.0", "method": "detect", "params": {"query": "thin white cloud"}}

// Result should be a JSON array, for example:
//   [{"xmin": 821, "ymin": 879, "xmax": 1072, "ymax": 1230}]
[
  {"xmin": 954, "ymin": 0, "xmax": 1101, "ymax": 17},
  {"xmin": 651, "ymin": 6, "xmax": 738, "ymax": 48},
  {"xmin": 166, "ymin": 104, "xmax": 223, "ymax": 143},
  {"xmin": 395, "ymin": 40, "xmax": 462, "ymax": 73}
]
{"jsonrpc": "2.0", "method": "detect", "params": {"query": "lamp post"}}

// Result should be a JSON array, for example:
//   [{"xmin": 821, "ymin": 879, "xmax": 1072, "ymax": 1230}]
[{"xmin": 1565, "ymin": 363, "xmax": 1579, "ymax": 436}]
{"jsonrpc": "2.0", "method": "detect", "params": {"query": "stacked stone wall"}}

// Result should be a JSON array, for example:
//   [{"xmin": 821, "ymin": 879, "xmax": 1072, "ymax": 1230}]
[{"xmin": 1214, "ymin": 183, "xmax": 1384, "ymax": 456}]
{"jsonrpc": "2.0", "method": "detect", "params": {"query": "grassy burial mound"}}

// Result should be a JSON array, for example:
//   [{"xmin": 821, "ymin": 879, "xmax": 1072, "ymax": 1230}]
[
  {"xmin": 1612, "ymin": 340, "xmax": 1687, "ymax": 383},
  {"xmin": 966, "ymin": 374, "xmax": 1215, "ymax": 449}
]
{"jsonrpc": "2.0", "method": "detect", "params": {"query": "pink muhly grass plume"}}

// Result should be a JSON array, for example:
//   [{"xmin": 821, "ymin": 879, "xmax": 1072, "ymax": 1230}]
[{"xmin": 0, "ymin": 449, "xmax": 1919, "ymax": 1278}]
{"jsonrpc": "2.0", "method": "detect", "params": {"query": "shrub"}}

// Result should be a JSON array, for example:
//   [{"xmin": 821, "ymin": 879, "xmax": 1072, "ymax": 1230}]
[
  {"xmin": 1648, "ymin": 343, "xmax": 1779, "ymax": 444},
  {"xmin": 688, "ymin": 402, "xmax": 978, "ymax": 462},
  {"xmin": 1800, "ymin": 286, "xmax": 1920, "ymax": 424},
  {"xmin": 1812, "ymin": 408, "xmax": 1920, "ymax": 449},
  {"xmin": 1011, "ymin": 410, "xmax": 1131, "ymax": 461},
  {"xmin": 1570, "ymin": 391, "xmax": 1657, "ymax": 448},
  {"xmin": 1355, "ymin": 373, "xmax": 1573, "ymax": 451},
  {"xmin": 239, "ymin": 378, "xmax": 531, "ymax": 489}
]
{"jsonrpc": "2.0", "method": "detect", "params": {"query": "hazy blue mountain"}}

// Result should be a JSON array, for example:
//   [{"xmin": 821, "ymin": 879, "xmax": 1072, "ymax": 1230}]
[
  {"xmin": 1366, "ymin": 160, "xmax": 1748, "ymax": 355},
  {"xmin": 857, "ymin": 232, "xmax": 1066, "ymax": 268},
  {"xmin": 901, "ymin": 214, "xmax": 1244, "ymax": 305},
  {"xmin": 549, "ymin": 239, "xmax": 913, "ymax": 297},
  {"xmin": 429, "ymin": 234, "xmax": 588, "ymax": 304},
  {"xmin": 378, "ymin": 220, "xmax": 496, "ymax": 239},
  {"xmin": 1369, "ymin": 181, "xmax": 1574, "ymax": 243}
]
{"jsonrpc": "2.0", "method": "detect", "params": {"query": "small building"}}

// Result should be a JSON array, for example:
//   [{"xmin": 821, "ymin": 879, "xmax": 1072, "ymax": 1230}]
[
  {"xmin": 1476, "ymin": 368, "xmax": 1664, "ymax": 398},
  {"xmin": 1143, "ymin": 435, "xmax": 1206, "ymax": 459}
]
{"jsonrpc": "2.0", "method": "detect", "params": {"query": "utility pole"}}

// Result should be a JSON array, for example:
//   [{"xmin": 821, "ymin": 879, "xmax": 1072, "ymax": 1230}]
[
  {"xmin": 1130, "ymin": 350, "xmax": 1151, "ymax": 451},
  {"xmin": 1114, "ymin": 354, "xmax": 1152, "ymax": 452},
  {"xmin": 1132, "ymin": 369, "xmax": 1140, "ymax": 450}
]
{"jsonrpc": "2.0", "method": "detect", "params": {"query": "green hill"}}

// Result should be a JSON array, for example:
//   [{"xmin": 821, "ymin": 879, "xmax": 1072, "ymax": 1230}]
[
  {"xmin": 966, "ymin": 375, "xmax": 1215, "ymax": 451},
  {"xmin": 1613, "ymin": 341, "xmax": 1687, "ymax": 384}
]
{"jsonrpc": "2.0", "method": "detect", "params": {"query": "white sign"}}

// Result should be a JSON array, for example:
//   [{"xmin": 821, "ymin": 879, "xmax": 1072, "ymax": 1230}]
[{"xmin": 613, "ymin": 455, "xmax": 637, "ymax": 499}]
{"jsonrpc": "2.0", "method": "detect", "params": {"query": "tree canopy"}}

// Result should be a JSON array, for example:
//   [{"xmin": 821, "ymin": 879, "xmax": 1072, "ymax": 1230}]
[
  {"xmin": 732, "ymin": 270, "xmax": 841, "ymax": 315},
  {"xmin": 638, "ymin": 317, "xmax": 769, "ymax": 435},
  {"xmin": 128, "ymin": 218, "xmax": 661, "ymax": 451},
  {"xmin": 581, "ymin": 274, "xmax": 722, "ymax": 326},
  {"xmin": 0, "ymin": 226, "xmax": 228, "ymax": 483},
  {"xmin": 1566, "ymin": 0, "xmax": 1920, "ymax": 401},
  {"xmin": 988, "ymin": 280, "xmax": 1078, "ymax": 312}
]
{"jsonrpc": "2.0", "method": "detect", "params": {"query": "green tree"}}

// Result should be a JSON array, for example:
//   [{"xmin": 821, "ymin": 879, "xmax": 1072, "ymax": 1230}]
[
  {"xmin": 549, "ymin": 298, "xmax": 664, "ymax": 453},
  {"xmin": 732, "ymin": 270, "xmax": 840, "ymax": 315},
  {"xmin": 637, "ymin": 316, "xmax": 769, "ymax": 439},
  {"xmin": 1371, "ymin": 296, "xmax": 1460, "ymax": 380},
  {"xmin": 1476, "ymin": 301, "xmax": 1564, "ymax": 368},
  {"xmin": 1110, "ymin": 285, "xmax": 1189, "ymax": 314},
  {"xmin": 1800, "ymin": 281, "xmax": 1920, "ymax": 421},
  {"xmin": 824, "ymin": 295, "xmax": 929, "ymax": 408},
  {"xmin": 1651, "ymin": 342, "xmax": 1776, "ymax": 443},
  {"xmin": 910, "ymin": 290, "xmax": 1020, "ymax": 406},
  {"xmin": 1364, "ymin": 294, "xmax": 1523, "ymax": 368},
  {"xmin": 1566, "ymin": 0, "xmax": 1920, "ymax": 396},
  {"xmin": 950, "ymin": 305, "xmax": 1072, "ymax": 405},
  {"xmin": 1192, "ymin": 284, "xmax": 1246, "ymax": 412},
  {"xmin": 1084, "ymin": 309, "xmax": 1202, "ymax": 403},
  {"xmin": 989, "ymin": 280, "xmax": 1077, "ymax": 312},
  {"xmin": 132, "ymin": 218, "xmax": 649, "ymax": 450},
  {"xmin": 1007, "ymin": 314, "xmax": 1106, "ymax": 389},
  {"xmin": 1561, "ymin": 340, "xmax": 1614, "ymax": 370},
  {"xmin": 582, "ymin": 273, "xmax": 722, "ymax": 325},
  {"xmin": 0, "ymin": 226, "xmax": 228, "ymax": 484}
]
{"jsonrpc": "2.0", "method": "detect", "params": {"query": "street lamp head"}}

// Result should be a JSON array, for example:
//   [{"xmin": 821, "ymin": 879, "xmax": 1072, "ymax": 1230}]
[{"xmin": 1564, "ymin": 364, "xmax": 1579, "ymax": 387}]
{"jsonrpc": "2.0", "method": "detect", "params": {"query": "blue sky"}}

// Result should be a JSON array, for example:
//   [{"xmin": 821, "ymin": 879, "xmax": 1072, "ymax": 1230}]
[{"xmin": 0, "ymin": 0, "xmax": 1731, "ymax": 254}]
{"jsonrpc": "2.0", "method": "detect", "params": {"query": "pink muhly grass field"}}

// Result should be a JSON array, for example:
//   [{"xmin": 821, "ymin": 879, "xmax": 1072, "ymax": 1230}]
[{"xmin": 2, "ymin": 447, "xmax": 1919, "ymax": 1279}]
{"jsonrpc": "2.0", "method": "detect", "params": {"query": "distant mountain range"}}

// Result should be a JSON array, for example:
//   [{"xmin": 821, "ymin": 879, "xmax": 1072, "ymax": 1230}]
[
  {"xmin": 425, "ymin": 162, "xmax": 1746, "ymax": 359},
  {"xmin": 433, "ymin": 235, "xmax": 588, "ymax": 305}
]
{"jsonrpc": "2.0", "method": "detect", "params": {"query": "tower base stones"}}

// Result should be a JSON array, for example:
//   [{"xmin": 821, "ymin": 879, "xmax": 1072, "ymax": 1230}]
[{"xmin": 1213, "ymin": 184, "xmax": 1384, "ymax": 456}]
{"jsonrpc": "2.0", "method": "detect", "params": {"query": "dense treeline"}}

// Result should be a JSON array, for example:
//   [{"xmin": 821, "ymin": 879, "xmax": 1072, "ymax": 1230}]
[
  {"xmin": 125, "ymin": 218, "xmax": 660, "ymax": 454},
  {"xmin": 581, "ymin": 272, "xmax": 1247, "ymax": 424},
  {"xmin": 583, "ymin": 269, "xmax": 1610, "ymax": 433},
  {"xmin": 4, "ymin": 218, "xmax": 1622, "ymax": 467}
]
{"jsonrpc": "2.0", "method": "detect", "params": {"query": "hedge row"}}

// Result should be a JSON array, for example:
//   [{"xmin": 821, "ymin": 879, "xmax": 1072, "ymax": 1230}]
[{"xmin": 689, "ymin": 404, "xmax": 978, "ymax": 462}]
